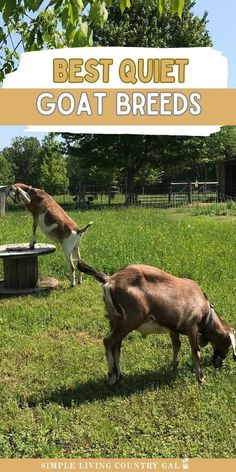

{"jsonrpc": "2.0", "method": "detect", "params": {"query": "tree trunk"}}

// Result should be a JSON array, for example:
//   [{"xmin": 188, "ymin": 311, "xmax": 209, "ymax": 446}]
[{"xmin": 124, "ymin": 168, "xmax": 136, "ymax": 205}]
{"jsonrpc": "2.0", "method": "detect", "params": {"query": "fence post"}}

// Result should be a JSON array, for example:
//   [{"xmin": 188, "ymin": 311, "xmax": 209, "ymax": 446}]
[
  {"xmin": 216, "ymin": 183, "xmax": 220, "ymax": 203},
  {"xmin": 187, "ymin": 182, "xmax": 192, "ymax": 204},
  {"xmin": 168, "ymin": 185, "xmax": 171, "ymax": 204}
]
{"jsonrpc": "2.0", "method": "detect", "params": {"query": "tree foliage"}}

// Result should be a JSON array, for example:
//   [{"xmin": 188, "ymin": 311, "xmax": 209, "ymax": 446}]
[
  {"xmin": 40, "ymin": 135, "xmax": 69, "ymax": 193},
  {"xmin": 1, "ymin": 134, "xmax": 69, "ymax": 193},
  {"xmin": 0, "ymin": 154, "xmax": 14, "ymax": 184},
  {"xmin": 65, "ymin": 0, "xmax": 216, "ymax": 192},
  {"xmin": 221, "ymin": 126, "xmax": 236, "ymax": 158},
  {"xmin": 0, "ymin": 0, "xmax": 185, "ymax": 82},
  {"xmin": 2, "ymin": 136, "xmax": 42, "ymax": 186},
  {"xmin": 93, "ymin": 0, "xmax": 211, "ymax": 47}
]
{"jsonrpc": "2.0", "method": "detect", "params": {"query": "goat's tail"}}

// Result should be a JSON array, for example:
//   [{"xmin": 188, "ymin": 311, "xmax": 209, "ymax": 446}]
[
  {"xmin": 78, "ymin": 221, "xmax": 94, "ymax": 234},
  {"xmin": 77, "ymin": 258, "xmax": 109, "ymax": 284}
]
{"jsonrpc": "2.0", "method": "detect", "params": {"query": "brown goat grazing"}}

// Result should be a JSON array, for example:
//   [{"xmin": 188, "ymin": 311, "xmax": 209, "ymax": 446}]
[
  {"xmin": 8, "ymin": 183, "xmax": 93, "ymax": 286},
  {"xmin": 77, "ymin": 259, "xmax": 236, "ymax": 385}
]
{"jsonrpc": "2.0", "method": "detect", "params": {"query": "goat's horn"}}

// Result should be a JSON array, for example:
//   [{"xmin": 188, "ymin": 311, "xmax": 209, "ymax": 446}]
[
  {"xmin": 18, "ymin": 187, "xmax": 31, "ymax": 205},
  {"xmin": 229, "ymin": 332, "xmax": 236, "ymax": 360}
]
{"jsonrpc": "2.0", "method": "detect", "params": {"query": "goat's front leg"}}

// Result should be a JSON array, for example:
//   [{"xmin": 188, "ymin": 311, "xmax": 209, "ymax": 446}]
[
  {"xmin": 170, "ymin": 332, "xmax": 181, "ymax": 370},
  {"xmin": 29, "ymin": 218, "xmax": 38, "ymax": 249},
  {"xmin": 188, "ymin": 326, "xmax": 205, "ymax": 384}
]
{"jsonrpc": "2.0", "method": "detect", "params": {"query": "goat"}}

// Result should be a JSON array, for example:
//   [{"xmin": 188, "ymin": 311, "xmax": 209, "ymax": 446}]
[
  {"xmin": 77, "ymin": 259, "xmax": 236, "ymax": 385},
  {"xmin": 8, "ymin": 183, "xmax": 93, "ymax": 286}
]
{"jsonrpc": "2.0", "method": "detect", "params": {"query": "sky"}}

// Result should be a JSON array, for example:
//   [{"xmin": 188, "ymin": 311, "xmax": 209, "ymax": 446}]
[{"xmin": 0, "ymin": 0, "xmax": 236, "ymax": 150}]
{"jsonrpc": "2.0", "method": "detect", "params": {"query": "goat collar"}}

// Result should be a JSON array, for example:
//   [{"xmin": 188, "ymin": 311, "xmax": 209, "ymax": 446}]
[{"xmin": 200, "ymin": 304, "xmax": 215, "ymax": 334}]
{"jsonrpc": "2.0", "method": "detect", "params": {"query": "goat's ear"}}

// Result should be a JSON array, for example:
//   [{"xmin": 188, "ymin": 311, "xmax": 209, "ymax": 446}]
[
  {"xmin": 229, "ymin": 331, "xmax": 236, "ymax": 360},
  {"xmin": 18, "ymin": 187, "xmax": 31, "ymax": 205},
  {"xmin": 198, "ymin": 333, "xmax": 209, "ymax": 348}
]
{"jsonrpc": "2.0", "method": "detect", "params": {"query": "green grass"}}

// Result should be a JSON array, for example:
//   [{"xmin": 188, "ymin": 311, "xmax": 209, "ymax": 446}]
[{"xmin": 0, "ymin": 207, "xmax": 236, "ymax": 458}]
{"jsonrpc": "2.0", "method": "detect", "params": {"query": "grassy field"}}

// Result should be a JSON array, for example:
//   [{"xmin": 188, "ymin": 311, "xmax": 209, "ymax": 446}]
[{"xmin": 0, "ymin": 206, "xmax": 236, "ymax": 458}]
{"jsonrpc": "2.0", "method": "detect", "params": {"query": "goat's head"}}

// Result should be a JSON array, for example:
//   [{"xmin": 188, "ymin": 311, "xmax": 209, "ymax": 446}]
[
  {"xmin": 7, "ymin": 185, "xmax": 31, "ymax": 205},
  {"xmin": 212, "ymin": 328, "xmax": 236, "ymax": 367}
]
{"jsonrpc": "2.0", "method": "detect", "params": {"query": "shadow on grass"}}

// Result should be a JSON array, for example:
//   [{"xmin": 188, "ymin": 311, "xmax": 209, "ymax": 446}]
[
  {"xmin": 0, "ymin": 283, "xmax": 57, "ymax": 300},
  {"xmin": 27, "ymin": 367, "xmax": 180, "ymax": 408}
]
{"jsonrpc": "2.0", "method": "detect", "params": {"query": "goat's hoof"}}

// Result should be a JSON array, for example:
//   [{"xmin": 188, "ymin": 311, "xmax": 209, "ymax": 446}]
[
  {"xmin": 112, "ymin": 379, "xmax": 123, "ymax": 390},
  {"xmin": 213, "ymin": 357, "xmax": 223, "ymax": 368},
  {"xmin": 108, "ymin": 373, "xmax": 117, "ymax": 386},
  {"xmin": 115, "ymin": 374, "xmax": 123, "ymax": 388},
  {"xmin": 198, "ymin": 377, "xmax": 206, "ymax": 385},
  {"xmin": 108, "ymin": 373, "xmax": 123, "ymax": 388}
]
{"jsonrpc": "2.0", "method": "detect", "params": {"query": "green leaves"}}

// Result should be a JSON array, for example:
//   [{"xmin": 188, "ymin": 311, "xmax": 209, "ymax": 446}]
[
  {"xmin": 145, "ymin": 0, "xmax": 184, "ymax": 17},
  {"xmin": 2, "ymin": 1, "xmax": 17, "ymax": 23},
  {"xmin": 89, "ymin": 1, "xmax": 109, "ymax": 27},
  {"xmin": 72, "ymin": 22, "xmax": 89, "ymax": 46},
  {"xmin": 0, "ymin": 0, "xmax": 187, "ymax": 83},
  {"xmin": 0, "ymin": 0, "xmax": 6, "ymax": 10},
  {"xmin": 171, "ymin": 0, "xmax": 185, "ymax": 17},
  {"xmin": 120, "ymin": 0, "xmax": 131, "ymax": 14},
  {"xmin": 157, "ymin": 0, "xmax": 165, "ymax": 16}
]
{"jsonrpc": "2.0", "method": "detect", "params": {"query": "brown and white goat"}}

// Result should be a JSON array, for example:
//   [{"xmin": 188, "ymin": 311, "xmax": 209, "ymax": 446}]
[
  {"xmin": 8, "ymin": 183, "xmax": 93, "ymax": 286},
  {"xmin": 77, "ymin": 260, "xmax": 236, "ymax": 385}
]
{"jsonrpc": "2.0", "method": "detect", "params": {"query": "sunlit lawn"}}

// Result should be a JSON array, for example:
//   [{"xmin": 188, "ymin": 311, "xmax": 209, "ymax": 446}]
[{"xmin": 0, "ymin": 207, "xmax": 236, "ymax": 458}]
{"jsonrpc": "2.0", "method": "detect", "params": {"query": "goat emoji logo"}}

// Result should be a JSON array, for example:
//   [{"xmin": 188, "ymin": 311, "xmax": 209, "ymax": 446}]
[{"xmin": 182, "ymin": 458, "xmax": 189, "ymax": 470}]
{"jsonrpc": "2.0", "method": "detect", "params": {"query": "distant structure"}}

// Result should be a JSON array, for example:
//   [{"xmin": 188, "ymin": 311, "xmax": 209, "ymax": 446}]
[
  {"xmin": 0, "ymin": 186, "xmax": 7, "ymax": 216},
  {"xmin": 218, "ymin": 157, "xmax": 236, "ymax": 198}
]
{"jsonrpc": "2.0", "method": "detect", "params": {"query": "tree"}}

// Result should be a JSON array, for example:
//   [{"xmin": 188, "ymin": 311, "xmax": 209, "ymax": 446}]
[
  {"xmin": 2, "ymin": 136, "xmax": 42, "ymax": 186},
  {"xmin": 64, "ymin": 0, "xmax": 214, "ymax": 194},
  {"xmin": 0, "ymin": 0, "xmax": 185, "ymax": 82},
  {"xmin": 93, "ymin": 0, "xmax": 210, "ymax": 48},
  {"xmin": 1, "ymin": 134, "xmax": 69, "ymax": 193},
  {"xmin": 66, "ymin": 133, "xmax": 169, "ymax": 194},
  {"xmin": 152, "ymin": 132, "xmax": 228, "ymax": 182},
  {"xmin": 67, "ymin": 150, "xmax": 118, "ymax": 191},
  {"xmin": 220, "ymin": 126, "xmax": 236, "ymax": 158},
  {"xmin": 40, "ymin": 134, "xmax": 69, "ymax": 194},
  {"xmin": 0, "ymin": 154, "xmax": 14, "ymax": 184}
]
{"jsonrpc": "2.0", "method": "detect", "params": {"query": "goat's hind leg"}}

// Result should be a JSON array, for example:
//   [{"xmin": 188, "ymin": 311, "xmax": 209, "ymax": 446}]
[
  {"xmin": 75, "ymin": 244, "xmax": 83, "ymax": 284},
  {"xmin": 103, "ymin": 330, "xmax": 124, "ymax": 387},
  {"xmin": 170, "ymin": 331, "xmax": 181, "ymax": 370},
  {"xmin": 63, "ymin": 246, "xmax": 76, "ymax": 287}
]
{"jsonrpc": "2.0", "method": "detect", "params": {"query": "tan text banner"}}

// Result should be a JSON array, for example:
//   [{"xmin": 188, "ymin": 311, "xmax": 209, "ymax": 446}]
[
  {"xmin": 0, "ymin": 458, "xmax": 236, "ymax": 472},
  {"xmin": 1, "ymin": 89, "xmax": 236, "ymax": 126}
]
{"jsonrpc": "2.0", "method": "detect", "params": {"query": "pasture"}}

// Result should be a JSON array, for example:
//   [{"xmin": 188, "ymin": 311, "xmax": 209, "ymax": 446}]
[{"xmin": 0, "ymin": 207, "xmax": 236, "ymax": 458}]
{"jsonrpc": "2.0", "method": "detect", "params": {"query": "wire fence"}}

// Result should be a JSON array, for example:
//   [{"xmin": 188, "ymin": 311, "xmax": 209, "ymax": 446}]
[
  {"xmin": 3, "ymin": 183, "xmax": 236, "ymax": 216},
  {"xmin": 127, "ymin": 191, "xmax": 236, "ymax": 215}
]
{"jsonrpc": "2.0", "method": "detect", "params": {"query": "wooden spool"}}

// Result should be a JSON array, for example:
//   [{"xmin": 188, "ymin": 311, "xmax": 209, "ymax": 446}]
[
  {"xmin": 3, "ymin": 255, "xmax": 38, "ymax": 289},
  {"xmin": 0, "ymin": 243, "xmax": 58, "ymax": 296}
]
